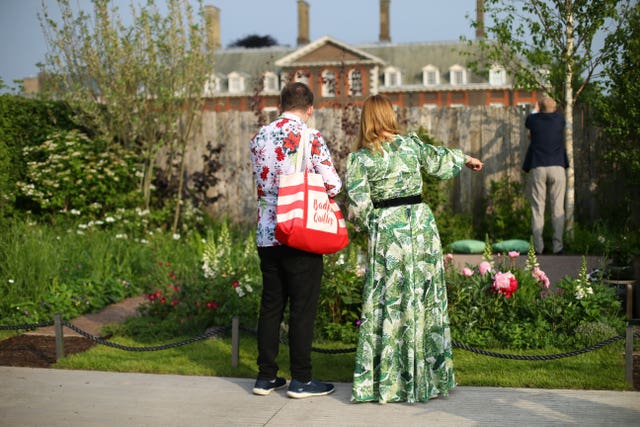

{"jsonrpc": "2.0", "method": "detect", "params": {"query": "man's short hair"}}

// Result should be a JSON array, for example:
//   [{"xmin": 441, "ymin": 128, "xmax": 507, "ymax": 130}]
[
  {"xmin": 280, "ymin": 82, "xmax": 314, "ymax": 112},
  {"xmin": 540, "ymin": 97, "xmax": 557, "ymax": 113}
]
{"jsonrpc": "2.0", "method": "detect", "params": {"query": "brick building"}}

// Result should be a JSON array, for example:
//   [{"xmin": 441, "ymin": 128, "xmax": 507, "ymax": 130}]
[{"xmin": 203, "ymin": 0, "xmax": 538, "ymax": 112}]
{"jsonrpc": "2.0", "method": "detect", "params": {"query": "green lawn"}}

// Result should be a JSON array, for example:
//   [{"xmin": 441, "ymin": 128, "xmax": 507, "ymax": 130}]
[{"xmin": 49, "ymin": 332, "xmax": 633, "ymax": 391}]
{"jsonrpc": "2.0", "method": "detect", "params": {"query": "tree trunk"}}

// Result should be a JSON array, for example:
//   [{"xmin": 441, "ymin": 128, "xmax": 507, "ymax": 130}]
[{"xmin": 564, "ymin": 1, "xmax": 575, "ymax": 239}]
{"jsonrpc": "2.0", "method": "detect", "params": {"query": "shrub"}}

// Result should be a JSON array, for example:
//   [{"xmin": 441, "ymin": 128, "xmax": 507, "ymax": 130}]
[
  {"xmin": 445, "ymin": 245, "xmax": 625, "ymax": 349},
  {"xmin": 318, "ymin": 239, "xmax": 366, "ymax": 343},
  {"xmin": 0, "ymin": 94, "xmax": 75, "ymax": 217},
  {"xmin": 478, "ymin": 176, "xmax": 531, "ymax": 241},
  {"xmin": 132, "ymin": 221, "xmax": 262, "ymax": 338},
  {"xmin": 16, "ymin": 130, "xmax": 138, "ymax": 217}
]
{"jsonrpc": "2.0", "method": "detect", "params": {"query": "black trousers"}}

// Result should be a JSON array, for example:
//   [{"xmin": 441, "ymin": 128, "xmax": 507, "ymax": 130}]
[{"xmin": 256, "ymin": 245, "xmax": 323, "ymax": 382}]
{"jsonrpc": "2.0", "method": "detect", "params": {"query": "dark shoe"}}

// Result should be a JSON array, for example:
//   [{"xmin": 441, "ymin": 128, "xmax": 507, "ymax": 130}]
[
  {"xmin": 286, "ymin": 378, "xmax": 335, "ymax": 399},
  {"xmin": 252, "ymin": 377, "xmax": 287, "ymax": 396}
]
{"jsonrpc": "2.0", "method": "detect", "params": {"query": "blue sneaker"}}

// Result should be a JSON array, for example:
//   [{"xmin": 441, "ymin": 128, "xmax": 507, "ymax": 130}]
[
  {"xmin": 252, "ymin": 377, "xmax": 287, "ymax": 396},
  {"xmin": 286, "ymin": 378, "xmax": 335, "ymax": 399}
]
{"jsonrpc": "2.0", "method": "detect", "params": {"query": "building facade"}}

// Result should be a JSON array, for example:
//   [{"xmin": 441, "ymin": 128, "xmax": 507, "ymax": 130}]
[{"xmin": 203, "ymin": 0, "xmax": 537, "ymax": 112}]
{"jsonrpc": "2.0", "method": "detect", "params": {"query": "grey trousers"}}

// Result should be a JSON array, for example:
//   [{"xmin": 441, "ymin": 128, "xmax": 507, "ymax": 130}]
[{"xmin": 529, "ymin": 166, "xmax": 566, "ymax": 254}]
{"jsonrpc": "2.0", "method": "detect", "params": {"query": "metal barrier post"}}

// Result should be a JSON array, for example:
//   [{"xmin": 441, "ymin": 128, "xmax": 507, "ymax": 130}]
[
  {"xmin": 231, "ymin": 316, "xmax": 239, "ymax": 368},
  {"xmin": 54, "ymin": 314, "xmax": 64, "ymax": 361},
  {"xmin": 625, "ymin": 324, "xmax": 634, "ymax": 386}
]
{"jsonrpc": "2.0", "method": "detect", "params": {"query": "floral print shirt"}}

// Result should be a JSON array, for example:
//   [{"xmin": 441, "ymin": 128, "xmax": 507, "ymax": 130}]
[{"xmin": 249, "ymin": 112, "xmax": 342, "ymax": 247}]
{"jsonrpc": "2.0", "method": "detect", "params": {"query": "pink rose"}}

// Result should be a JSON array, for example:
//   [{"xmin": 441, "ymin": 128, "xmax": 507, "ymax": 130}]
[
  {"xmin": 508, "ymin": 251, "xmax": 520, "ymax": 259},
  {"xmin": 532, "ymin": 266, "xmax": 550, "ymax": 289},
  {"xmin": 462, "ymin": 267, "xmax": 474, "ymax": 277},
  {"xmin": 492, "ymin": 271, "xmax": 518, "ymax": 298},
  {"xmin": 479, "ymin": 261, "xmax": 492, "ymax": 276}
]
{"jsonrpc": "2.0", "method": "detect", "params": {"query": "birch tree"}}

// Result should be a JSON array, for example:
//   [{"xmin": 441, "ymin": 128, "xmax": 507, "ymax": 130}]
[
  {"xmin": 466, "ymin": 0, "xmax": 623, "ymax": 235},
  {"xmin": 39, "ymin": 0, "xmax": 214, "ymax": 232}
]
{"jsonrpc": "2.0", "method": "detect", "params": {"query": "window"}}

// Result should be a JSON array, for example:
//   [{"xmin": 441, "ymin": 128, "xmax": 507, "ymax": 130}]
[
  {"xmin": 422, "ymin": 65, "xmax": 440, "ymax": 86},
  {"xmin": 294, "ymin": 70, "xmax": 310, "ymax": 86},
  {"xmin": 228, "ymin": 72, "xmax": 245, "ymax": 93},
  {"xmin": 384, "ymin": 66, "xmax": 401, "ymax": 87},
  {"xmin": 489, "ymin": 65, "xmax": 506, "ymax": 86},
  {"xmin": 321, "ymin": 70, "xmax": 336, "ymax": 97},
  {"xmin": 349, "ymin": 69, "xmax": 363, "ymax": 96},
  {"xmin": 263, "ymin": 72, "xmax": 279, "ymax": 92},
  {"xmin": 203, "ymin": 74, "xmax": 222, "ymax": 96},
  {"xmin": 449, "ymin": 65, "xmax": 467, "ymax": 85}
]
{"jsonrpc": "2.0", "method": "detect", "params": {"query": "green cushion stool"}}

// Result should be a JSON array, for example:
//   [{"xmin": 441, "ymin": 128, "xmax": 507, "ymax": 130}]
[
  {"xmin": 491, "ymin": 239, "xmax": 530, "ymax": 253},
  {"xmin": 450, "ymin": 239, "xmax": 486, "ymax": 254}
]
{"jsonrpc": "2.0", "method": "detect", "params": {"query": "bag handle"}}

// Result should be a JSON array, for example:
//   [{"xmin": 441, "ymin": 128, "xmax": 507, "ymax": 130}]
[{"xmin": 294, "ymin": 128, "xmax": 311, "ymax": 173}]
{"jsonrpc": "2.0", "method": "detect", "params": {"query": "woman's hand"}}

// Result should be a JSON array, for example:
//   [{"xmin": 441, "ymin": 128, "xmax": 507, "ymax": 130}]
[{"xmin": 465, "ymin": 156, "xmax": 483, "ymax": 171}]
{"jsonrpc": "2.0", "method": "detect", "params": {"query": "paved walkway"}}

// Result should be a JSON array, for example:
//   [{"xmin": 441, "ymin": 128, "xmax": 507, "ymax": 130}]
[{"xmin": 1, "ymin": 366, "xmax": 639, "ymax": 427}]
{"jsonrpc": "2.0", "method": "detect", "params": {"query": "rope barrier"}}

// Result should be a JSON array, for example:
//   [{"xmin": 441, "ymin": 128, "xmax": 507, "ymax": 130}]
[{"xmin": 1, "ymin": 319, "xmax": 638, "ymax": 360}]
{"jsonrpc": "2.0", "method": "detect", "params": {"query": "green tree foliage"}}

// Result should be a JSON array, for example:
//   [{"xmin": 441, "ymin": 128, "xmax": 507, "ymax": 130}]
[
  {"xmin": 39, "ymin": 0, "xmax": 214, "ymax": 231},
  {"xmin": 594, "ymin": 1, "xmax": 640, "ymax": 228},
  {"xmin": 465, "ymin": 0, "xmax": 623, "ymax": 236},
  {"xmin": 0, "ymin": 95, "xmax": 75, "ymax": 217}
]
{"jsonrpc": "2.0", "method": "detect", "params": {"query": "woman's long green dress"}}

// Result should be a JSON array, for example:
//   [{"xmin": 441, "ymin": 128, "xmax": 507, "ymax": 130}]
[{"xmin": 345, "ymin": 132, "xmax": 465, "ymax": 403}]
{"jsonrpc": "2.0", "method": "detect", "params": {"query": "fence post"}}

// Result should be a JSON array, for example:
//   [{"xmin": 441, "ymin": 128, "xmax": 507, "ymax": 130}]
[
  {"xmin": 231, "ymin": 316, "xmax": 239, "ymax": 368},
  {"xmin": 54, "ymin": 314, "xmax": 64, "ymax": 361}
]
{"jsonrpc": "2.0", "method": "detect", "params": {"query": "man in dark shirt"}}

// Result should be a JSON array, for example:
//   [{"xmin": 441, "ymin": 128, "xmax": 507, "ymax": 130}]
[{"xmin": 523, "ymin": 97, "xmax": 569, "ymax": 255}]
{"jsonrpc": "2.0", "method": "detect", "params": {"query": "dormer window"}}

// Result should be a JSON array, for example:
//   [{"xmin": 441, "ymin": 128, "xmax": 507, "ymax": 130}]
[
  {"xmin": 228, "ymin": 71, "xmax": 246, "ymax": 93},
  {"xmin": 349, "ymin": 69, "xmax": 363, "ymax": 96},
  {"xmin": 422, "ymin": 65, "xmax": 440, "ymax": 86},
  {"xmin": 449, "ymin": 64, "xmax": 467, "ymax": 86},
  {"xmin": 384, "ymin": 66, "xmax": 402, "ymax": 87},
  {"xmin": 203, "ymin": 73, "xmax": 223, "ymax": 96},
  {"xmin": 263, "ymin": 72, "xmax": 279, "ymax": 92},
  {"xmin": 489, "ymin": 65, "xmax": 506, "ymax": 86},
  {"xmin": 321, "ymin": 69, "xmax": 336, "ymax": 97}
]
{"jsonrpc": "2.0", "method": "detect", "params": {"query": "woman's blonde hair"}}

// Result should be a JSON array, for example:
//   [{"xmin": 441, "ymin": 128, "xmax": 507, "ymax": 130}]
[{"xmin": 355, "ymin": 95, "xmax": 399, "ymax": 153}]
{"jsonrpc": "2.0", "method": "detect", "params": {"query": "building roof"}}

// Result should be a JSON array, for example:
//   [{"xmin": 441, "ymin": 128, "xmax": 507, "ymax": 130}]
[{"xmin": 210, "ymin": 36, "xmax": 512, "ymax": 94}]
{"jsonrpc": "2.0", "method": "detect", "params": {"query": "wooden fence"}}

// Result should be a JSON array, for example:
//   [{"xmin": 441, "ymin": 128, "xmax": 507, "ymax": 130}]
[{"xmin": 179, "ymin": 105, "xmax": 608, "ymax": 225}]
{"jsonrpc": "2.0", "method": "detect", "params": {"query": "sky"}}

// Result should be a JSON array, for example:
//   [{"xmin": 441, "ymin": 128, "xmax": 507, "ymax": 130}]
[{"xmin": 0, "ymin": 0, "xmax": 479, "ymax": 90}]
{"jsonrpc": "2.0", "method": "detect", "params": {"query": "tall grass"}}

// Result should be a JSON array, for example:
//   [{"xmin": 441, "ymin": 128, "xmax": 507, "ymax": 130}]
[{"xmin": 0, "ymin": 220, "xmax": 154, "ymax": 322}]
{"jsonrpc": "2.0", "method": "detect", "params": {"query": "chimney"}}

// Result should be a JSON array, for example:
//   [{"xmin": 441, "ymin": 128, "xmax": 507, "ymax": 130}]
[
  {"xmin": 204, "ymin": 5, "xmax": 221, "ymax": 50},
  {"xmin": 297, "ymin": 1, "xmax": 310, "ymax": 46},
  {"xmin": 379, "ymin": 0, "xmax": 391, "ymax": 43},
  {"xmin": 476, "ymin": 0, "xmax": 485, "ymax": 40}
]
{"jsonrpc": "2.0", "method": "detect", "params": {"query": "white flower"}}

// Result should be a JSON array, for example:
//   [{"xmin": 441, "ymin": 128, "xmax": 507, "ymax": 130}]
[
  {"xmin": 115, "ymin": 234, "xmax": 128, "ymax": 239},
  {"xmin": 70, "ymin": 209, "xmax": 81, "ymax": 215},
  {"xmin": 172, "ymin": 233, "xmax": 181, "ymax": 240},
  {"xmin": 105, "ymin": 216, "xmax": 116, "ymax": 223},
  {"xmin": 235, "ymin": 287, "xmax": 245, "ymax": 297},
  {"xmin": 8, "ymin": 279, "xmax": 14, "ymax": 284},
  {"xmin": 76, "ymin": 230, "xmax": 85, "ymax": 235}
]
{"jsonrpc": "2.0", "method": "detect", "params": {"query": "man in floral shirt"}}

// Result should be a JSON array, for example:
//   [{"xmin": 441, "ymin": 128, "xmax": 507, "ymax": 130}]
[{"xmin": 249, "ymin": 82, "xmax": 342, "ymax": 398}]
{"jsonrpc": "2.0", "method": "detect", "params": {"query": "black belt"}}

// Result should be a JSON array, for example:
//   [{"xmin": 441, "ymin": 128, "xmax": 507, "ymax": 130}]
[{"xmin": 373, "ymin": 194, "xmax": 422, "ymax": 209}]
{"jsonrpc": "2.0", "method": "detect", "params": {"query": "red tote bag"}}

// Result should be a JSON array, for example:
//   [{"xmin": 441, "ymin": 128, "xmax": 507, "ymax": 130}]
[{"xmin": 275, "ymin": 129, "xmax": 349, "ymax": 254}]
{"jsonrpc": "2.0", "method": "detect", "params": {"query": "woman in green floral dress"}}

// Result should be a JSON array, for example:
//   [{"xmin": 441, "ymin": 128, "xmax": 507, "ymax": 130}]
[{"xmin": 345, "ymin": 95, "xmax": 483, "ymax": 403}]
